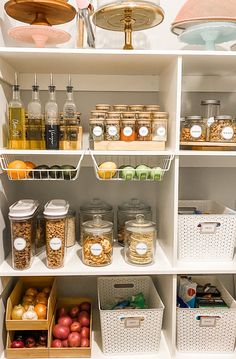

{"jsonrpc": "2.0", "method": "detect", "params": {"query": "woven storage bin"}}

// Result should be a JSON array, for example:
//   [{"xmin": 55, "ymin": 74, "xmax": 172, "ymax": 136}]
[
  {"xmin": 177, "ymin": 276, "xmax": 236, "ymax": 353},
  {"xmin": 98, "ymin": 276, "xmax": 164, "ymax": 355},
  {"xmin": 178, "ymin": 200, "xmax": 236, "ymax": 261}
]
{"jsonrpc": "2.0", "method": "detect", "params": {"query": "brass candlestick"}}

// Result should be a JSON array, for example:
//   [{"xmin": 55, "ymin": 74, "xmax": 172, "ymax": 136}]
[{"xmin": 93, "ymin": 1, "xmax": 164, "ymax": 50}]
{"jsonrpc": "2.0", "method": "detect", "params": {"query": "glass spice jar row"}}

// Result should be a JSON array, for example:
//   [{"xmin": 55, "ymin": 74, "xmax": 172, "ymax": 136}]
[
  {"xmin": 94, "ymin": 103, "xmax": 160, "ymax": 112},
  {"xmin": 90, "ymin": 113, "xmax": 168, "ymax": 142}
]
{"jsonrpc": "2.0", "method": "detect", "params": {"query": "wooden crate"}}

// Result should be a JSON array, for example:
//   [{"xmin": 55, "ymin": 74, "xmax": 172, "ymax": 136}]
[
  {"xmin": 49, "ymin": 297, "xmax": 92, "ymax": 358},
  {"xmin": 59, "ymin": 126, "xmax": 83, "ymax": 150},
  {"xmin": 6, "ymin": 330, "xmax": 49, "ymax": 358},
  {"xmin": 93, "ymin": 140, "xmax": 165, "ymax": 151},
  {"xmin": 6, "ymin": 277, "xmax": 57, "ymax": 331}
]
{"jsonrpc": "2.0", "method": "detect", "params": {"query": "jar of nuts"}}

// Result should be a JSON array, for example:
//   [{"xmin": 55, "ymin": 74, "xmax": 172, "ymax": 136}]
[
  {"xmin": 89, "ymin": 119, "xmax": 105, "ymax": 141},
  {"xmin": 82, "ymin": 215, "xmax": 113, "ymax": 266},
  {"xmin": 210, "ymin": 115, "xmax": 235, "ymax": 142},
  {"xmin": 124, "ymin": 214, "xmax": 156, "ymax": 265},
  {"xmin": 105, "ymin": 119, "xmax": 120, "ymax": 141},
  {"xmin": 9, "ymin": 199, "xmax": 39, "ymax": 270},
  {"xmin": 180, "ymin": 116, "xmax": 206, "ymax": 142},
  {"xmin": 44, "ymin": 199, "xmax": 69, "ymax": 269},
  {"xmin": 137, "ymin": 118, "xmax": 152, "ymax": 141}
]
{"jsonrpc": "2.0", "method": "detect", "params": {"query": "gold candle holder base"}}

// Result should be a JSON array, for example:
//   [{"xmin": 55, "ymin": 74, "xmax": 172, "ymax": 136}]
[{"xmin": 93, "ymin": 1, "xmax": 164, "ymax": 50}]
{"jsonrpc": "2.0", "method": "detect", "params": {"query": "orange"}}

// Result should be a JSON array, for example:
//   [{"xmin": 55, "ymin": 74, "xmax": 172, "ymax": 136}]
[
  {"xmin": 7, "ymin": 160, "xmax": 27, "ymax": 180},
  {"xmin": 24, "ymin": 161, "xmax": 36, "ymax": 178}
]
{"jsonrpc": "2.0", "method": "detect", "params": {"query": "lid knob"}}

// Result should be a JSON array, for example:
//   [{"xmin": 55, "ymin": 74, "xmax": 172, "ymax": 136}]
[{"xmin": 136, "ymin": 214, "xmax": 145, "ymax": 223}]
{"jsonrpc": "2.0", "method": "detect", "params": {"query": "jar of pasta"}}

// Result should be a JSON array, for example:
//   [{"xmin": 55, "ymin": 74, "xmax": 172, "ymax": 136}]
[
  {"xmin": 82, "ymin": 215, "xmax": 113, "ymax": 266},
  {"xmin": 137, "ymin": 119, "xmax": 152, "ymax": 141},
  {"xmin": 105, "ymin": 119, "xmax": 120, "ymax": 141},
  {"xmin": 210, "ymin": 115, "xmax": 234, "ymax": 142},
  {"xmin": 124, "ymin": 214, "xmax": 156, "ymax": 265},
  {"xmin": 120, "ymin": 119, "xmax": 136, "ymax": 141},
  {"xmin": 89, "ymin": 119, "xmax": 105, "ymax": 141},
  {"xmin": 180, "ymin": 116, "xmax": 206, "ymax": 142}
]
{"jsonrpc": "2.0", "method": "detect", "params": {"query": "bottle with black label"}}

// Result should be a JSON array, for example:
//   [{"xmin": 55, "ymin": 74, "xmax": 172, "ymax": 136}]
[{"xmin": 45, "ymin": 74, "xmax": 59, "ymax": 150}]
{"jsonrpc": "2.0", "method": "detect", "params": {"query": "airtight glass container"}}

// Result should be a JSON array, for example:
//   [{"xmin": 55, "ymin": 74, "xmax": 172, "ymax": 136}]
[
  {"xmin": 124, "ymin": 214, "xmax": 156, "ymax": 265},
  {"xmin": 180, "ymin": 116, "xmax": 206, "ymax": 142},
  {"xmin": 117, "ymin": 198, "xmax": 152, "ymax": 246},
  {"xmin": 82, "ymin": 215, "xmax": 113, "ymax": 266},
  {"xmin": 89, "ymin": 119, "xmax": 105, "ymax": 141},
  {"xmin": 137, "ymin": 119, "xmax": 152, "ymax": 141},
  {"xmin": 9, "ymin": 199, "xmax": 39, "ymax": 270},
  {"xmin": 152, "ymin": 117, "xmax": 168, "ymax": 141},
  {"xmin": 210, "ymin": 115, "xmax": 234, "ymax": 142},
  {"xmin": 120, "ymin": 119, "xmax": 136, "ymax": 141},
  {"xmin": 201, "ymin": 100, "xmax": 220, "ymax": 141},
  {"xmin": 105, "ymin": 119, "xmax": 120, "ymax": 141},
  {"xmin": 66, "ymin": 209, "xmax": 76, "ymax": 247},
  {"xmin": 44, "ymin": 199, "xmax": 69, "ymax": 269}
]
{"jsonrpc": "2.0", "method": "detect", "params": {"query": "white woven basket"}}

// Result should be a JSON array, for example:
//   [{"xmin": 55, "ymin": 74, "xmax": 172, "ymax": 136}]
[
  {"xmin": 177, "ymin": 276, "xmax": 236, "ymax": 353},
  {"xmin": 98, "ymin": 276, "xmax": 164, "ymax": 355},
  {"xmin": 178, "ymin": 200, "xmax": 236, "ymax": 261}
]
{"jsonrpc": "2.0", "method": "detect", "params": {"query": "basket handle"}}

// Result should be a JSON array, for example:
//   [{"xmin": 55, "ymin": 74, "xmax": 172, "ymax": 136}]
[
  {"xmin": 119, "ymin": 316, "xmax": 145, "ymax": 328},
  {"xmin": 197, "ymin": 222, "xmax": 221, "ymax": 234},
  {"xmin": 197, "ymin": 315, "xmax": 221, "ymax": 327},
  {"xmin": 114, "ymin": 283, "xmax": 134, "ymax": 289}
]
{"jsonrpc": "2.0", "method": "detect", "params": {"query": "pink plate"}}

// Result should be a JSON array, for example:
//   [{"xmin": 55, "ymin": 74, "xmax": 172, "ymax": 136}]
[{"xmin": 8, "ymin": 25, "xmax": 71, "ymax": 48}]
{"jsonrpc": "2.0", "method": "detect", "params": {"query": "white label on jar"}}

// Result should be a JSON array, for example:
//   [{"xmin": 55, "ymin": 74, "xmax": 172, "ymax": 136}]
[
  {"xmin": 123, "ymin": 126, "xmax": 133, "ymax": 137},
  {"xmin": 139, "ymin": 126, "xmax": 148, "ymax": 137},
  {"xmin": 108, "ymin": 125, "xmax": 118, "ymax": 136},
  {"xmin": 190, "ymin": 125, "xmax": 202, "ymax": 139},
  {"xmin": 50, "ymin": 237, "xmax": 62, "ymax": 250},
  {"xmin": 156, "ymin": 126, "xmax": 166, "ymax": 137},
  {"xmin": 207, "ymin": 117, "xmax": 214, "ymax": 127},
  {"xmin": 93, "ymin": 126, "xmax": 103, "ymax": 137},
  {"xmin": 14, "ymin": 237, "xmax": 26, "ymax": 251},
  {"xmin": 221, "ymin": 126, "xmax": 234, "ymax": 140},
  {"xmin": 135, "ymin": 242, "xmax": 148, "ymax": 255},
  {"xmin": 91, "ymin": 243, "xmax": 103, "ymax": 256}
]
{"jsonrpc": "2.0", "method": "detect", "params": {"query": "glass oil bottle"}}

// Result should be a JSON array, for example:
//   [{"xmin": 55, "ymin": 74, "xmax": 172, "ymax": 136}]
[{"xmin": 45, "ymin": 74, "xmax": 60, "ymax": 150}]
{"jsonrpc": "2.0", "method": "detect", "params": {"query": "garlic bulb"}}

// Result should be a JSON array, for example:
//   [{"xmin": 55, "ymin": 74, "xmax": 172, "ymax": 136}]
[{"xmin": 22, "ymin": 305, "xmax": 38, "ymax": 320}]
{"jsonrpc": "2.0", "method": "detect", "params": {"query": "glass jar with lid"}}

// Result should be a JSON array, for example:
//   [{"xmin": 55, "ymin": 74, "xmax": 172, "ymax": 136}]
[
  {"xmin": 82, "ymin": 215, "xmax": 113, "ymax": 266},
  {"xmin": 137, "ymin": 119, "xmax": 152, "ymax": 141},
  {"xmin": 89, "ymin": 118, "xmax": 105, "ymax": 141},
  {"xmin": 120, "ymin": 119, "xmax": 136, "ymax": 141},
  {"xmin": 210, "ymin": 115, "xmax": 234, "ymax": 142},
  {"xmin": 152, "ymin": 113, "xmax": 168, "ymax": 141},
  {"xmin": 105, "ymin": 119, "xmax": 120, "ymax": 141},
  {"xmin": 117, "ymin": 198, "xmax": 152, "ymax": 246},
  {"xmin": 90, "ymin": 110, "xmax": 106, "ymax": 119},
  {"xmin": 201, "ymin": 99, "xmax": 220, "ymax": 127},
  {"xmin": 180, "ymin": 116, "xmax": 206, "ymax": 142},
  {"xmin": 124, "ymin": 214, "xmax": 156, "ymax": 265}
]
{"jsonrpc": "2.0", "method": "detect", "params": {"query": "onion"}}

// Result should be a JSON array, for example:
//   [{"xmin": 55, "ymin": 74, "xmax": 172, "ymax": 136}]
[
  {"xmin": 78, "ymin": 312, "xmax": 90, "ymax": 327},
  {"xmin": 81, "ymin": 338, "xmax": 90, "ymax": 347},
  {"xmin": 11, "ymin": 340, "xmax": 24, "ymax": 348},
  {"xmin": 70, "ymin": 321, "xmax": 82, "ymax": 333},
  {"xmin": 81, "ymin": 326, "xmax": 90, "ymax": 338},
  {"xmin": 58, "ymin": 316, "xmax": 73, "ymax": 327},
  {"xmin": 11, "ymin": 305, "xmax": 25, "ymax": 320},
  {"xmin": 53, "ymin": 324, "xmax": 70, "ymax": 340},
  {"xmin": 25, "ymin": 337, "xmax": 36, "ymax": 348},
  {"xmin": 22, "ymin": 295, "xmax": 35, "ymax": 305},
  {"xmin": 57, "ymin": 307, "xmax": 68, "ymax": 318},
  {"xmin": 62, "ymin": 339, "xmax": 68, "ymax": 347},
  {"xmin": 25, "ymin": 288, "xmax": 38, "ymax": 297},
  {"xmin": 78, "ymin": 311, "xmax": 90, "ymax": 319},
  {"xmin": 69, "ymin": 306, "xmax": 79, "ymax": 318},
  {"xmin": 52, "ymin": 339, "xmax": 62, "ymax": 348},
  {"xmin": 79, "ymin": 302, "xmax": 91, "ymax": 313},
  {"xmin": 34, "ymin": 304, "xmax": 47, "ymax": 319},
  {"xmin": 68, "ymin": 332, "xmax": 81, "ymax": 347},
  {"xmin": 36, "ymin": 293, "xmax": 48, "ymax": 306},
  {"xmin": 42, "ymin": 287, "xmax": 51, "ymax": 296}
]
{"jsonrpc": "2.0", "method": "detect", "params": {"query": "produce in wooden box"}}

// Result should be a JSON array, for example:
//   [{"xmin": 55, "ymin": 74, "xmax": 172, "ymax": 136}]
[{"xmin": 10, "ymin": 330, "xmax": 47, "ymax": 348}]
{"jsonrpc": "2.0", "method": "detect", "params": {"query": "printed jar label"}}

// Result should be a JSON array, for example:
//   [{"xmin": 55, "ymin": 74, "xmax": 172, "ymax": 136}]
[
  {"xmin": 221, "ymin": 126, "xmax": 234, "ymax": 140},
  {"xmin": 123, "ymin": 126, "xmax": 133, "ymax": 137},
  {"xmin": 135, "ymin": 242, "xmax": 148, "ymax": 255},
  {"xmin": 156, "ymin": 126, "xmax": 166, "ymax": 137},
  {"xmin": 108, "ymin": 125, "xmax": 118, "ymax": 136},
  {"xmin": 14, "ymin": 238, "xmax": 26, "ymax": 251},
  {"xmin": 50, "ymin": 237, "xmax": 62, "ymax": 251},
  {"xmin": 190, "ymin": 125, "xmax": 202, "ymax": 139},
  {"xmin": 93, "ymin": 126, "xmax": 103, "ymax": 137},
  {"xmin": 139, "ymin": 126, "xmax": 148, "ymax": 137},
  {"xmin": 207, "ymin": 117, "xmax": 214, "ymax": 127},
  {"xmin": 90, "ymin": 243, "xmax": 103, "ymax": 256}
]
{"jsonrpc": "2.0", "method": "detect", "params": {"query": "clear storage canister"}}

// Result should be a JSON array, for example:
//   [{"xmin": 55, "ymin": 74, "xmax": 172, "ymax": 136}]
[
  {"xmin": 44, "ymin": 199, "xmax": 69, "ymax": 269},
  {"xmin": 137, "ymin": 119, "xmax": 152, "ymax": 141},
  {"xmin": 210, "ymin": 115, "xmax": 234, "ymax": 142},
  {"xmin": 152, "ymin": 112, "xmax": 168, "ymax": 141},
  {"xmin": 89, "ymin": 118, "xmax": 105, "ymax": 141},
  {"xmin": 201, "ymin": 99, "xmax": 220, "ymax": 128},
  {"xmin": 120, "ymin": 119, "xmax": 136, "ymax": 141},
  {"xmin": 9, "ymin": 199, "xmax": 39, "ymax": 270},
  {"xmin": 66, "ymin": 209, "xmax": 76, "ymax": 247},
  {"xmin": 124, "ymin": 214, "xmax": 156, "ymax": 265},
  {"xmin": 180, "ymin": 116, "xmax": 206, "ymax": 142},
  {"xmin": 82, "ymin": 215, "xmax": 113, "ymax": 266},
  {"xmin": 105, "ymin": 119, "xmax": 120, "ymax": 141},
  {"xmin": 117, "ymin": 198, "xmax": 152, "ymax": 246}
]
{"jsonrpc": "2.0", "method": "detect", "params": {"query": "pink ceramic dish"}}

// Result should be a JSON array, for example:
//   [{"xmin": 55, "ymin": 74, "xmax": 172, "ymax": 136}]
[{"xmin": 8, "ymin": 25, "xmax": 71, "ymax": 48}]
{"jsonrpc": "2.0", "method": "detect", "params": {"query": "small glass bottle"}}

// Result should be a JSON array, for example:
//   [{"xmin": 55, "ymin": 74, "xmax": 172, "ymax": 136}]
[
  {"xmin": 8, "ymin": 73, "xmax": 26, "ymax": 150},
  {"xmin": 120, "ymin": 119, "xmax": 136, "ymax": 141},
  {"xmin": 45, "ymin": 74, "xmax": 60, "ymax": 150},
  {"xmin": 105, "ymin": 119, "xmax": 120, "ymax": 141},
  {"xmin": 89, "ymin": 119, "xmax": 105, "ymax": 141}
]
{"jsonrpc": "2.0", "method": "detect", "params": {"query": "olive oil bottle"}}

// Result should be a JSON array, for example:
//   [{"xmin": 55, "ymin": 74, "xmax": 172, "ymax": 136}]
[
  {"xmin": 8, "ymin": 73, "xmax": 26, "ymax": 149},
  {"xmin": 45, "ymin": 74, "xmax": 60, "ymax": 150}
]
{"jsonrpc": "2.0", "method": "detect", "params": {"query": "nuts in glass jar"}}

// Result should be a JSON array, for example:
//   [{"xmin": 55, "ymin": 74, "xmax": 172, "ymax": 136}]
[
  {"xmin": 180, "ymin": 116, "xmax": 206, "ymax": 142},
  {"xmin": 105, "ymin": 119, "xmax": 120, "ymax": 141},
  {"xmin": 45, "ymin": 218, "xmax": 66, "ymax": 269},
  {"xmin": 210, "ymin": 115, "xmax": 234, "ymax": 142}
]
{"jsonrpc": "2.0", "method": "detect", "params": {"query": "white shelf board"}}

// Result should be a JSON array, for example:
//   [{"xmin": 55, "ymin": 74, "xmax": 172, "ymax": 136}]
[
  {"xmin": 175, "ymin": 256, "xmax": 236, "ymax": 274},
  {"xmin": 175, "ymin": 351, "xmax": 236, "ymax": 359},
  {"xmin": 178, "ymin": 151, "xmax": 236, "ymax": 167},
  {"xmin": 0, "ymin": 242, "xmax": 172, "ymax": 277}
]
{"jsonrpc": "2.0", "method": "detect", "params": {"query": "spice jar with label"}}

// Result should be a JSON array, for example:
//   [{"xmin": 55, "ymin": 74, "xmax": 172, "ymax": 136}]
[
  {"xmin": 180, "ymin": 116, "xmax": 206, "ymax": 142},
  {"xmin": 137, "ymin": 119, "xmax": 152, "ymax": 141},
  {"xmin": 66, "ymin": 209, "xmax": 76, "ymax": 247},
  {"xmin": 117, "ymin": 198, "xmax": 152, "ymax": 246},
  {"xmin": 82, "ymin": 215, "xmax": 113, "ymax": 266},
  {"xmin": 152, "ymin": 113, "xmax": 168, "ymax": 141},
  {"xmin": 124, "ymin": 214, "xmax": 156, "ymax": 265},
  {"xmin": 201, "ymin": 100, "xmax": 220, "ymax": 140},
  {"xmin": 9, "ymin": 199, "xmax": 39, "ymax": 270},
  {"xmin": 120, "ymin": 119, "xmax": 136, "ymax": 141},
  {"xmin": 89, "ymin": 119, "xmax": 105, "ymax": 141},
  {"xmin": 210, "ymin": 115, "xmax": 235, "ymax": 142},
  {"xmin": 105, "ymin": 119, "xmax": 120, "ymax": 141},
  {"xmin": 44, "ymin": 199, "xmax": 69, "ymax": 269},
  {"xmin": 96, "ymin": 104, "xmax": 112, "ymax": 112}
]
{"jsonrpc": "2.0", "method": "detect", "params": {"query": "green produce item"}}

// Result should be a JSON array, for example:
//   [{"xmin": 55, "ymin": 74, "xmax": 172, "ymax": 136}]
[
  {"xmin": 149, "ymin": 167, "xmax": 164, "ymax": 181},
  {"xmin": 120, "ymin": 166, "xmax": 136, "ymax": 180},
  {"xmin": 49, "ymin": 165, "xmax": 62, "ymax": 179},
  {"xmin": 135, "ymin": 164, "xmax": 151, "ymax": 180},
  {"xmin": 106, "ymin": 292, "xmax": 147, "ymax": 310},
  {"xmin": 60, "ymin": 165, "xmax": 77, "ymax": 180},
  {"xmin": 32, "ymin": 165, "xmax": 50, "ymax": 179},
  {"xmin": 129, "ymin": 292, "xmax": 146, "ymax": 309}
]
